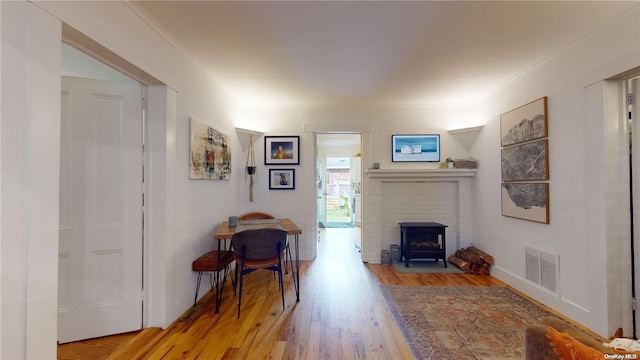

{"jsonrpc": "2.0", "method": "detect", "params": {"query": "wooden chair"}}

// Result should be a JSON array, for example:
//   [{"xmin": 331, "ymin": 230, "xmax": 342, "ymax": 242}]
[
  {"xmin": 237, "ymin": 211, "xmax": 275, "ymax": 220},
  {"xmin": 237, "ymin": 211, "xmax": 292, "ymax": 274},
  {"xmin": 191, "ymin": 249, "xmax": 234, "ymax": 306},
  {"xmin": 231, "ymin": 228, "xmax": 288, "ymax": 318}
]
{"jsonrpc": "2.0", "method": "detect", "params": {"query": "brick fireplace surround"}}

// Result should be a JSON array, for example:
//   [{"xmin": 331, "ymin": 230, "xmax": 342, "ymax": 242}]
[{"xmin": 362, "ymin": 169, "xmax": 477, "ymax": 264}]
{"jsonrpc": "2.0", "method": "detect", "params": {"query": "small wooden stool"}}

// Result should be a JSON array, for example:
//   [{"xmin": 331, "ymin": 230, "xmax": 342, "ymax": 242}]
[{"xmin": 192, "ymin": 250, "xmax": 234, "ymax": 305}]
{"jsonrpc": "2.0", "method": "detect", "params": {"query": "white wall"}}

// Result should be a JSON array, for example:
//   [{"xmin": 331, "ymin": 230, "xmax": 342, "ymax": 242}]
[
  {"xmin": 470, "ymin": 6, "xmax": 640, "ymax": 336},
  {"xmin": 2, "ymin": 1, "xmax": 242, "ymax": 358},
  {"xmin": 1, "ymin": 2, "xmax": 62, "ymax": 358},
  {"xmin": 234, "ymin": 105, "xmax": 472, "ymax": 263}
]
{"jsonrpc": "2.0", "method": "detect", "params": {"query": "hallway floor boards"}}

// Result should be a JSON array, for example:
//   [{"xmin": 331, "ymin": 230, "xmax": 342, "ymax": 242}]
[{"xmin": 59, "ymin": 228, "xmax": 505, "ymax": 359}]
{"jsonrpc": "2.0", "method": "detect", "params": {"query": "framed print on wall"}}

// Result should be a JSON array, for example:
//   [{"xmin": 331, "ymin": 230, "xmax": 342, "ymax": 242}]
[
  {"xmin": 501, "ymin": 183, "xmax": 549, "ymax": 224},
  {"xmin": 500, "ymin": 96, "xmax": 550, "ymax": 224},
  {"xmin": 501, "ymin": 139, "xmax": 549, "ymax": 181},
  {"xmin": 189, "ymin": 117, "xmax": 231, "ymax": 180},
  {"xmin": 269, "ymin": 169, "xmax": 295, "ymax": 190},
  {"xmin": 500, "ymin": 96, "xmax": 548, "ymax": 147},
  {"xmin": 265, "ymin": 136, "xmax": 300, "ymax": 165},
  {"xmin": 391, "ymin": 134, "xmax": 440, "ymax": 162}
]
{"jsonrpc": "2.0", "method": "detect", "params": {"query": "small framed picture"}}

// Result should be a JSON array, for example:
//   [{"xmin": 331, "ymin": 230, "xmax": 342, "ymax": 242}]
[
  {"xmin": 269, "ymin": 169, "xmax": 295, "ymax": 190},
  {"xmin": 265, "ymin": 136, "xmax": 300, "ymax": 165}
]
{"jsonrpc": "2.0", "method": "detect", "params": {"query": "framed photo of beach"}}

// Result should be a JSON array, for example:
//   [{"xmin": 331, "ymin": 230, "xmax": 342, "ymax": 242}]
[{"xmin": 391, "ymin": 134, "xmax": 440, "ymax": 162}]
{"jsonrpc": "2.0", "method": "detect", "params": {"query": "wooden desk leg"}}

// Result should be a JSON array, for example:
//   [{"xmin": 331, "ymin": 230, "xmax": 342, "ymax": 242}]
[
  {"xmin": 284, "ymin": 235, "xmax": 299, "ymax": 301},
  {"xmin": 284, "ymin": 244, "xmax": 290, "ymax": 275},
  {"xmin": 214, "ymin": 239, "xmax": 228, "ymax": 314},
  {"xmin": 214, "ymin": 240, "xmax": 221, "ymax": 313}
]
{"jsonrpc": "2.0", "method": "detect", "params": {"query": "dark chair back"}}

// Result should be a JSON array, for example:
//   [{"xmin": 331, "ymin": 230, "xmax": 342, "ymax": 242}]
[
  {"xmin": 232, "ymin": 228, "xmax": 287, "ymax": 261},
  {"xmin": 231, "ymin": 228, "xmax": 289, "ymax": 318}
]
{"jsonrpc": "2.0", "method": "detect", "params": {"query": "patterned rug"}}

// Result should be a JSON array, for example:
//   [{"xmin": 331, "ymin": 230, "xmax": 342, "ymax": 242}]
[
  {"xmin": 392, "ymin": 261, "xmax": 464, "ymax": 274},
  {"xmin": 379, "ymin": 285, "xmax": 558, "ymax": 359}
]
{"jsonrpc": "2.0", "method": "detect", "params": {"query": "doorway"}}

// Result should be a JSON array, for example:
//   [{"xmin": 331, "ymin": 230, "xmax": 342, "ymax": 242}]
[
  {"xmin": 316, "ymin": 134, "xmax": 363, "ymax": 253},
  {"xmin": 325, "ymin": 156, "xmax": 355, "ymax": 227}
]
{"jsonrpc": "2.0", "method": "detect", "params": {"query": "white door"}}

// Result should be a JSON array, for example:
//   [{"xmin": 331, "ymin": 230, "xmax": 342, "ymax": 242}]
[
  {"xmin": 58, "ymin": 76, "xmax": 143, "ymax": 343},
  {"xmin": 316, "ymin": 157, "xmax": 325, "ymax": 238}
]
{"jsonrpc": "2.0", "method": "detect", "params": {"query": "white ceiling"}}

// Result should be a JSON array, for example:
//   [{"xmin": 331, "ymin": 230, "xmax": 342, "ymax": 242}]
[{"xmin": 132, "ymin": 1, "xmax": 638, "ymax": 107}]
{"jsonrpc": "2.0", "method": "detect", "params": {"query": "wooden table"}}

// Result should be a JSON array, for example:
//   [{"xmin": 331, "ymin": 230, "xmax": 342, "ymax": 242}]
[{"xmin": 213, "ymin": 218, "xmax": 302, "ymax": 313}]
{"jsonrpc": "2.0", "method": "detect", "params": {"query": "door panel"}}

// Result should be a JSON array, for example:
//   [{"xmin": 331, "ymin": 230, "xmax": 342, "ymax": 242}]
[
  {"xmin": 316, "ymin": 157, "xmax": 325, "ymax": 238},
  {"xmin": 58, "ymin": 76, "xmax": 143, "ymax": 343}
]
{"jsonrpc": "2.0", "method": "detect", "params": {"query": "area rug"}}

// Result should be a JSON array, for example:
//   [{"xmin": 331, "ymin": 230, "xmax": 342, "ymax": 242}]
[
  {"xmin": 379, "ymin": 285, "xmax": 559, "ymax": 359},
  {"xmin": 392, "ymin": 261, "xmax": 464, "ymax": 274}
]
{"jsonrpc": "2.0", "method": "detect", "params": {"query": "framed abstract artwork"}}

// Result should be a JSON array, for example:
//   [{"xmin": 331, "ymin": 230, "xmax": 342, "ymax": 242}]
[
  {"xmin": 500, "ymin": 97, "xmax": 550, "ymax": 224},
  {"xmin": 265, "ymin": 136, "xmax": 300, "ymax": 165},
  {"xmin": 189, "ymin": 117, "xmax": 231, "ymax": 180},
  {"xmin": 269, "ymin": 168, "xmax": 295, "ymax": 190},
  {"xmin": 501, "ymin": 139, "xmax": 549, "ymax": 181},
  {"xmin": 501, "ymin": 183, "xmax": 549, "ymax": 224},
  {"xmin": 500, "ymin": 97, "xmax": 548, "ymax": 147}
]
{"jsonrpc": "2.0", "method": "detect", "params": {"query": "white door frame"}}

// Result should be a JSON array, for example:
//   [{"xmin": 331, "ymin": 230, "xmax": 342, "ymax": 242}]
[
  {"xmin": 143, "ymin": 85, "xmax": 177, "ymax": 328},
  {"xmin": 304, "ymin": 123, "xmax": 371, "ymax": 261},
  {"xmin": 61, "ymin": 35, "xmax": 177, "ymax": 329}
]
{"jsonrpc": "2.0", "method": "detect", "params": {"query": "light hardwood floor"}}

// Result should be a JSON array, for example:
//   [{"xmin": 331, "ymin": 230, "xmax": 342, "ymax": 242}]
[{"xmin": 59, "ymin": 228, "xmax": 506, "ymax": 359}]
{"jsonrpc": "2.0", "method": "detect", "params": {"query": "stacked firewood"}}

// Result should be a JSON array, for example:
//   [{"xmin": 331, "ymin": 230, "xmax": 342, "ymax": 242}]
[{"xmin": 448, "ymin": 246, "xmax": 494, "ymax": 275}]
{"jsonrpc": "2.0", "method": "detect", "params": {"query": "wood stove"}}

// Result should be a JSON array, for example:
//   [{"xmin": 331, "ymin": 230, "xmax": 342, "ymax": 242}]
[{"xmin": 399, "ymin": 222, "xmax": 448, "ymax": 267}]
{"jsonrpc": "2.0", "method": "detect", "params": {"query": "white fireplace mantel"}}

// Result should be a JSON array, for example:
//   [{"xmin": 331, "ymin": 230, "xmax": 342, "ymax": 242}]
[
  {"xmin": 362, "ymin": 168, "xmax": 477, "ymax": 264},
  {"xmin": 367, "ymin": 168, "xmax": 477, "ymax": 178}
]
